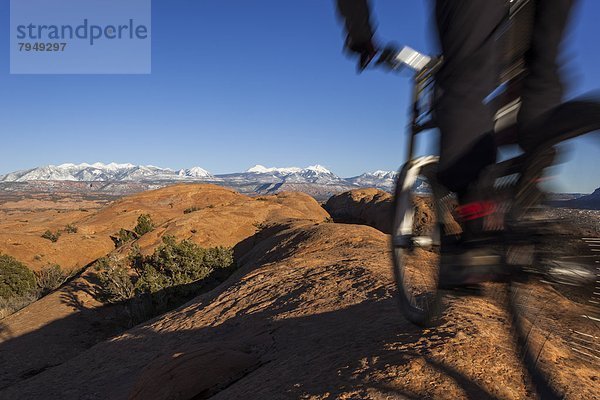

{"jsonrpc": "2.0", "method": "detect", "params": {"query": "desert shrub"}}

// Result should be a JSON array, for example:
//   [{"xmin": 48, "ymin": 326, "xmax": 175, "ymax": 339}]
[
  {"xmin": 136, "ymin": 236, "xmax": 232, "ymax": 291},
  {"xmin": 0, "ymin": 257, "xmax": 74, "ymax": 318},
  {"xmin": 0, "ymin": 254, "xmax": 37, "ymax": 300},
  {"xmin": 118, "ymin": 228, "xmax": 137, "ymax": 243},
  {"xmin": 133, "ymin": 264, "xmax": 171, "ymax": 295},
  {"xmin": 111, "ymin": 228, "xmax": 138, "ymax": 248},
  {"xmin": 95, "ymin": 257, "xmax": 136, "ymax": 304},
  {"xmin": 133, "ymin": 236, "xmax": 234, "ymax": 311},
  {"xmin": 183, "ymin": 206, "xmax": 201, "ymax": 214},
  {"xmin": 35, "ymin": 264, "xmax": 70, "ymax": 296},
  {"xmin": 0, "ymin": 291, "xmax": 39, "ymax": 319},
  {"xmin": 64, "ymin": 224, "xmax": 78, "ymax": 234},
  {"xmin": 41, "ymin": 230, "xmax": 61, "ymax": 243},
  {"xmin": 0, "ymin": 255, "xmax": 45, "ymax": 318},
  {"xmin": 110, "ymin": 214, "xmax": 154, "ymax": 248},
  {"xmin": 134, "ymin": 214, "xmax": 155, "ymax": 236},
  {"xmin": 95, "ymin": 237, "xmax": 234, "ymax": 315},
  {"xmin": 202, "ymin": 246, "xmax": 235, "ymax": 271}
]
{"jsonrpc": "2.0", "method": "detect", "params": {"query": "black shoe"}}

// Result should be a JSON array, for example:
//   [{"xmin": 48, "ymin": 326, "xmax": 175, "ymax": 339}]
[{"xmin": 439, "ymin": 178, "xmax": 506, "ymax": 289}]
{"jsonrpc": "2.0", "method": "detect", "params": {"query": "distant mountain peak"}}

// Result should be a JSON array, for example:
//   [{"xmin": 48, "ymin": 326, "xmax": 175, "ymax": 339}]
[
  {"xmin": 305, "ymin": 165, "xmax": 332, "ymax": 174},
  {"xmin": 236, "ymin": 164, "xmax": 341, "ymax": 185},
  {"xmin": 246, "ymin": 165, "xmax": 276, "ymax": 174},
  {"xmin": 344, "ymin": 170, "xmax": 402, "ymax": 191},
  {"xmin": 370, "ymin": 170, "xmax": 398, "ymax": 179},
  {"xmin": 177, "ymin": 167, "xmax": 211, "ymax": 178},
  {"xmin": 246, "ymin": 165, "xmax": 333, "ymax": 176}
]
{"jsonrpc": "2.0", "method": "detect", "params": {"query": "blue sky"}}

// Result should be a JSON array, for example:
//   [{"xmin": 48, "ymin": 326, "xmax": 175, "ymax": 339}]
[{"xmin": 0, "ymin": 1, "xmax": 598, "ymax": 192}]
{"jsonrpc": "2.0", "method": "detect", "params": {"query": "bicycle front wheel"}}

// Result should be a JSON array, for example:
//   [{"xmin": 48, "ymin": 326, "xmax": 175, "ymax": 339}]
[{"xmin": 391, "ymin": 157, "xmax": 456, "ymax": 327}]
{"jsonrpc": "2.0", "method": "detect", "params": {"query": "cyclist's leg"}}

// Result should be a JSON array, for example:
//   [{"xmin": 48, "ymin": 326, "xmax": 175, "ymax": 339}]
[
  {"xmin": 434, "ymin": 0, "xmax": 507, "ymax": 196},
  {"xmin": 518, "ymin": 0, "xmax": 576, "ymax": 132},
  {"xmin": 434, "ymin": 1, "xmax": 508, "ymax": 284}
]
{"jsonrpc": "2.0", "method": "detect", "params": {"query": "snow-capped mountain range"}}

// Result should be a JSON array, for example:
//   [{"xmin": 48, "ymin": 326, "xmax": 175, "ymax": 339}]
[
  {"xmin": 0, "ymin": 162, "xmax": 408, "ymax": 191},
  {"xmin": 239, "ymin": 165, "xmax": 345, "ymax": 185},
  {"xmin": 346, "ymin": 170, "xmax": 400, "ymax": 189},
  {"xmin": 0, "ymin": 163, "xmax": 213, "ymax": 183},
  {"xmin": 348, "ymin": 170, "xmax": 431, "ymax": 193}
]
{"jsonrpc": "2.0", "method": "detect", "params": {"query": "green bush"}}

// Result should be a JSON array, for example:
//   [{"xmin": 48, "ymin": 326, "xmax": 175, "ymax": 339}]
[
  {"xmin": 117, "ymin": 228, "xmax": 137, "ymax": 243},
  {"xmin": 0, "ymin": 254, "xmax": 37, "ymax": 300},
  {"xmin": 0, "ymin": 258, "xmax": 78, "ymax": 318},
  {"xmin": 0, "ymin": 255, "xmax": 67, "ymax": 318},
  {"xmin": 41, "ymin": 230, "xmax": 61, "ymax": 243},
  {"xmin": 111, "ymin": 228, "xmax": 138, "ymax": 248},
  {"xmin": 95, "ymin": 236, "xmax": 234, "ymax": 311},
  {"xmin": 110, "ymin": 214, "xmax": 154, "ymax": 248},
  {"xmin": 135, "ymin": 236, "xmax": 233, "ymax": 291},
  {"xmin": 64, "ymin": 224, "xmax": 78, "ymax": 234},
  {"xmin": 35, "ymin": 264, "xmax": 70, "ymax": 296},
  {"xmin": 134, "ymin": 214, "xmax": 155, "ymax": 236},
  {"xmin": 95, "ymin": 257, "xmax": 136, "ymax": 304},
  {"xmin": 134, "ymin": 236, "xmax": 234, "ymax": 312},
  {"xmin": 0, "ymin": 292, "xmax": 39, "ymax": 319},
  {"xmin": 202, "ymin": 246, "xmax": 235, "ymax": 271}
]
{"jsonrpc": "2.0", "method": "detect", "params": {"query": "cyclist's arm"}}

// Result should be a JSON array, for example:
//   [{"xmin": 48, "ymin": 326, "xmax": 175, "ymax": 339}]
[{"xmin": 336, "ymin": 0, "xmax": 375, "ymax": 45}]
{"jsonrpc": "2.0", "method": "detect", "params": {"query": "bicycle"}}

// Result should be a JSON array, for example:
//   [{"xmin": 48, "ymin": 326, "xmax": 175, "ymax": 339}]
[{"xmin": 377, "ymin": 0, "xmax": 600, "ymax": 398}]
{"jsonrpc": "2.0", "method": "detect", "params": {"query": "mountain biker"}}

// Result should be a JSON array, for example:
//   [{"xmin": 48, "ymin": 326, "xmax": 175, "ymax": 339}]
[{"xmin": 336, "ymin": 0, "xmax": 577, "ymax": 285}]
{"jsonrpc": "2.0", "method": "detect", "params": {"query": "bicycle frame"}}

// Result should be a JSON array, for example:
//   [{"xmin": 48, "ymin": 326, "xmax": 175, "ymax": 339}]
[{"xmin": 405, "ymin": 61, "xmax": 441, "ymax": 164}]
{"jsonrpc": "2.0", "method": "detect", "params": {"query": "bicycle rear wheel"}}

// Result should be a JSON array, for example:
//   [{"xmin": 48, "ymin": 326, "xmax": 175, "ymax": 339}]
[
  {"xmin": 391, "ymin": 157, "xmax": 457, "ymax": 326},
  {"xmin": 509, "ymin": 231, "xmax": 600, "ymax": 399}
]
